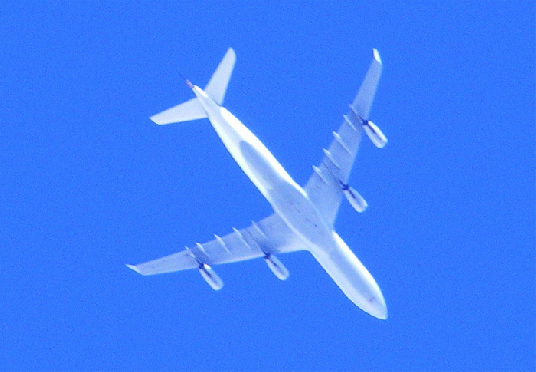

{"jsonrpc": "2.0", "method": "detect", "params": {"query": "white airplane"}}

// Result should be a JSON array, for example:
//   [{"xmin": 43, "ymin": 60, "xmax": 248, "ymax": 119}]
[{"xmin": 127, "ymin": 48, "xmax": 388, "ymax": 319}]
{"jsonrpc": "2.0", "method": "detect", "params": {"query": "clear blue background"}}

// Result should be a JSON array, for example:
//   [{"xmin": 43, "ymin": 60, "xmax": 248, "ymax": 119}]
[{"xmin": 1, "ymin": 2, "xmax": 534, "ymax": 371}]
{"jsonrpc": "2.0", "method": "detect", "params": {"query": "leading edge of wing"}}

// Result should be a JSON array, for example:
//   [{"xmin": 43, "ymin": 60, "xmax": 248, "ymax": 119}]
[{"xmin": 126, "ymin": 213, "xmax": 302, "ymax": 276}]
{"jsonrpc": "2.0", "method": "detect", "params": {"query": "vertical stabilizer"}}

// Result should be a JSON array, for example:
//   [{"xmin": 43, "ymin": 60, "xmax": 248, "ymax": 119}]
[{"xmin": 204, "ymin": 48, "xmax": 236, "ymax": 105}]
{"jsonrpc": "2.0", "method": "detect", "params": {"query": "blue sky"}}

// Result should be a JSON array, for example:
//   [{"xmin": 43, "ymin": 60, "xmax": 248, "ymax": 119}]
[{"xmin": 1, "ymin": 2, "xmax": 534, "ymax": 371}]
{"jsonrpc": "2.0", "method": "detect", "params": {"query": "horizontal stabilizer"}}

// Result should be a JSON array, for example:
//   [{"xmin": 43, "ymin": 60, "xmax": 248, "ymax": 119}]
[
  {"xmin": 204, "ymin": 48, "xmax": 236, "ymax": 105},
  {"xmin": 150, "ymin": 97, "xmax": 207, "ymax": 125}
]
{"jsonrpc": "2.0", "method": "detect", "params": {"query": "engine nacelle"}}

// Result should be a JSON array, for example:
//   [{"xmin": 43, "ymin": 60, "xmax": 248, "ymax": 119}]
[
  {"xmin": 342, "ymin": 185, "xmax": 368, "ymax": 213},
  {"xmin": 363, "ymin": 121, "xmax": 387, "ymax": 148},
  {"xmin": 198, "ymin": 263, "xmax": 224, "ymax": 290},
  {"xmin": 264, "ymin": 254, "xmax": 289, "ymax": 280}
]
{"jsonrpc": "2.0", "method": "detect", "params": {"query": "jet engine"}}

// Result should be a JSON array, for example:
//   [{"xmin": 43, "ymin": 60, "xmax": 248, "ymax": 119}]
[
  {"xmin": 198, "ymin": 263, "xmax": 224, "ymax": 290},
  {"xmin": 342, "ymin": 184, "xmax": 368, "ymax": 213},
  {"xmin": 264, "ymin": 254, "xmax": 289, "ymax": 280},
  {"xmin": 362, "ymin": 120, "xmax": 387, "ymax": 148}
]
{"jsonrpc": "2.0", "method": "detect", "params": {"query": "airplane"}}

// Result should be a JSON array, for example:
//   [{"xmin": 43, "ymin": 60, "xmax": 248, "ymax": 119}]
[{"xmin": 127, "ymin": 48, "xmax": 388, "ymax": 319}]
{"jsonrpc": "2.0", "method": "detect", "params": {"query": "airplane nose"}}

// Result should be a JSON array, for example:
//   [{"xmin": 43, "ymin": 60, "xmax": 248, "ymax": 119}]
[
  {"xmin": 367, "ymin": 294, "xmax": 388, "ymax": 319},
  {"xmin": 376, "ymin": 301, "xmax": 388, "ymax": 320}
]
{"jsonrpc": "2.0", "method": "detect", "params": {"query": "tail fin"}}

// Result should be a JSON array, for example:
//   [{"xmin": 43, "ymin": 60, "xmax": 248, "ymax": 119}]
[{"xmin": 150, "ymin": 48, "xmax": 236, "ymax": 125}]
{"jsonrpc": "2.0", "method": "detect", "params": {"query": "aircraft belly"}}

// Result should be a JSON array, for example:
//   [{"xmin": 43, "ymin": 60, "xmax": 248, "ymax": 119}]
[
  {"xmin": 238, "ymin": 140, "xmax": 335, "ymax": 250},
  {"xmin": 201, "ymin": 103, "xmax": 333, "ymax": 251}
]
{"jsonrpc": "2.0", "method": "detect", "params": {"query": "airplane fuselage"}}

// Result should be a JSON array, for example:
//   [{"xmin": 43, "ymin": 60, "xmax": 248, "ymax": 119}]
[
  {"xmin": 191, "ymin": 85, "xmax": 387, "ymax": 319},
  {"xmin": 192, "ymin": 86, "xmax": 333, "ymax": 248}
]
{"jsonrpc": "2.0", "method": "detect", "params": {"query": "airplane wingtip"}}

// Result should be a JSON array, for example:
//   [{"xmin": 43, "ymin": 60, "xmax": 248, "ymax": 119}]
[
  {"xmin": 372, "ymin": 48, "xmax": 382, "ymax": 65},
  {"xmin": 126, "ymin": 264, "xmax": 141, "ymax": 274},
  {"xmin": 149, "ymin": 115, "xmax": 160, "ymax": 124},
  {"xmin": 149, "ymin": 115, "xmax": 169, "ymax": 125}
]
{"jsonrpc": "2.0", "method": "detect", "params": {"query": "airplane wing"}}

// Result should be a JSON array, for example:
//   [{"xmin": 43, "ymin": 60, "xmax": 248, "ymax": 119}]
[
  {"xmin": 304, "ymin": 49, "xmax": 382, "ymax": 226},
  {"xmin": 127, "ymin": 213, "xmax": 302, "ymax": 276}
]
